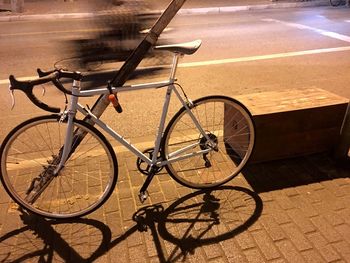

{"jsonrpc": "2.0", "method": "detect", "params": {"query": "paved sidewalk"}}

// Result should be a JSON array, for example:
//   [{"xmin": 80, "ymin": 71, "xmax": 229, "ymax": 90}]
[
  {"xmin": 0, "ymin": 0, "xmax": 332, "ymax": 21},
  {"xmin": 0, "ymin": 150, "xmax": 349, "ymax": 262}
]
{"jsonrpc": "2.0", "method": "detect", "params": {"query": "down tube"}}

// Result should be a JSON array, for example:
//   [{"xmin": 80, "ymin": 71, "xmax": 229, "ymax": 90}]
[{"xmin": 76, "ymin": 104, "xmax": 152, "ymax": 165}]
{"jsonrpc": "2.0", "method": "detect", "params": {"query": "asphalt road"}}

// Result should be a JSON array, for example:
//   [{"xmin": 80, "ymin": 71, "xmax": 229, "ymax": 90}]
[{"xmin": 0, "ymin": 6, "xmax": 349, "ymax": 142}]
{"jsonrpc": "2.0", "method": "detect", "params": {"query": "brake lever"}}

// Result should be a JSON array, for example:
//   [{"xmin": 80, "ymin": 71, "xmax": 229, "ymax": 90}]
[{"xmin": 9, "ymin": 84, "xmax": 15, "ymax": 110}]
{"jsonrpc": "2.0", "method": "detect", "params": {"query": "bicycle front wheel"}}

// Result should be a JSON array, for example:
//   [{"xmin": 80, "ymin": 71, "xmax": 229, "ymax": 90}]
[
  {"xmin": 162, "ymin": 96, "xmax": 255, "ymax": 189},
  {"xmin": 0, "ymin": 115, "xmax": 118, "ymax": 219}
]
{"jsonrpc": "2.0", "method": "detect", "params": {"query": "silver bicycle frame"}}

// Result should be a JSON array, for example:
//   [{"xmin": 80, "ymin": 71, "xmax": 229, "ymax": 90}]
[{"xmin": 56, "ymin": 53, "xmax": 213, "ymax": 172}]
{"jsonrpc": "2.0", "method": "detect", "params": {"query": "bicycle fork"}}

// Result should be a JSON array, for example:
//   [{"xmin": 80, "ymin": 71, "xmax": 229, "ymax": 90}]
[
  {"xmin": 55, "ymin": 80, "xmax": 81, "ymax": 174},
  {"xmin": 25, "ymin": 81, "xmax": 80, "ymax": 205}
]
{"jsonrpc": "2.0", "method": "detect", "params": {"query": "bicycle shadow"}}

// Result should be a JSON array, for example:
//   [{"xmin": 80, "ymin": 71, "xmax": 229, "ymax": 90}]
[{"xmin": 0, "ymin": 186, "xmax": 262, "ymax": 263}]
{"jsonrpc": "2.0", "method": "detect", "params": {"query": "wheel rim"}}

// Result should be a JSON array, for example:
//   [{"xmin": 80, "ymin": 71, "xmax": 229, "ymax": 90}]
[
  {"xmin": 163, "ymin": 96, "xmax": 255, "ymax": 189},
  {"xmin": 1, "ymin": 117, "xmax": 116, "ymax": 218}
]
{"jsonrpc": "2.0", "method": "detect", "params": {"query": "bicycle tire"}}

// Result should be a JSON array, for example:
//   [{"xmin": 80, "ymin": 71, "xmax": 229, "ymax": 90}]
[
  {"xmin": 330, "ymin": 0, "xmax": 343, "ymax": 6},
  {"xmin": 162, "ymin": 96, "xmax": 255, "ymax": 189},
  {"xmin": 0, "ymin": 115, "xmax": 118, "ymax": 219}
]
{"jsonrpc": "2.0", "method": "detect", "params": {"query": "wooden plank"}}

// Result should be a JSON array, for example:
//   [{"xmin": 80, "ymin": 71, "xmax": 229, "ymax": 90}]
[{"xmin": 235, "ymin": 88, "xmax": 349, "ymax": 115}]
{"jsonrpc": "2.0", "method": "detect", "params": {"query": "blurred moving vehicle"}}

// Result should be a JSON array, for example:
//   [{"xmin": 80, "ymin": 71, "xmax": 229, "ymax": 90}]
[{"xmin": 59, "ymin": 0, "xmax": 170, "ymax": 76}]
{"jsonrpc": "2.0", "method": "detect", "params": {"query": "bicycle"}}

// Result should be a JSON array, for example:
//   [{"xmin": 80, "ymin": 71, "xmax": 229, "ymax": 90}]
[{"xmin": 0, "ymin": 39, "xmax": 255, "ymax": 219}]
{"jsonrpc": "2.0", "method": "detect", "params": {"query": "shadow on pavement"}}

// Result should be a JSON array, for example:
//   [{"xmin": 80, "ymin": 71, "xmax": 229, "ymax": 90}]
[
  {"xmin": 0, "ymin": 186, "xmax": 262, "ymax": 262},
  {"xmin": 243, "ymin": 153, "xmax": 350, "ymax": 193}
]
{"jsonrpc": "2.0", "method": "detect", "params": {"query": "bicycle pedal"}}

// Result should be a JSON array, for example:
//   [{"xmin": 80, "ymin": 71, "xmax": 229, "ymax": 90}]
[{"xmin": 138, "ymin": 191, "xmax": 149, "ymax": 203}]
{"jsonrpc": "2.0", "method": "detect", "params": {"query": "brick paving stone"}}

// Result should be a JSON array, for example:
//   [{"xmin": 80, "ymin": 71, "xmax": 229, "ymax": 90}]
[
  {"xmin": 105, "ymin": 211, "xmax": 123, "ymax": 238},
  {"xmin": 0, "ymin": 188, "xmax": 11, "ymax": 205},
  {"xmin": 128, "ymin": 245, "xmax": 148, "ymax": 263},
  {"xmin": 296, "ymin": 185, "xmax": 324, "ymax": 204},
  {"xmin": 259, "ymin": 215, "xmax": 286, "ymax": 242},
  {"xmin": 117, "ymin": 163, "xmax": 129, "ymax": 182},
  {"xmin": 148, "ymin": 178, "xmax": 162, "ymax": 193},
  {"xmin": 282, "ymin": 188, "xmax": 300, "ymax": 198},
  {"xmin": 337, "ymin": 208, "xmax": 350, "ymax": 225},
  {"xmin": 315, "ymin": 188, "xmax": 347, "ymax": 212},
  {"xmin": 129, "ymin": 170, "xmax": 145, "ymax": 188},
  {"xmin": 310, "ymin": 216, "xmax": 343, "ymax": 243},
  {"xmin": 234, "ymin": 231, "xmax": 256, "ymax": 250},
  {"xmin": 208, "ymin": 257, "xmax": 227, "ymax": 263},
  {"xmin": 312, "ymin": 202, "xmax": 345, "ymax": 227},
  {"xmin": 120, "ymin": 198, "xmax": 137, "ymax": 221},
  {"xmin": 258, "ymin": 192, "xmax": 274, "ymax": 202},
  {"xmin": 108, "ymin": 239, "xmax": 129, "ymax": 263},
  {"xmin": 289, "ymin": 195, "xmax": 319, "ymax": 218},
  {"xmin": 93, "ymin": 253, "xmax": 109, "ymax": 263},
  {"xmin": 149, "ymin": 191, "xmax": 166, "ymax": 204},
  {"xmin": 202, "ymin": 243, "xmax": 225, "ymax": 260},
  {"xmin": 149, "ymin": 256, "xmax": 163, "ymax": 263},
  {"xmin": 242, "ymin": 248, "xmax": 266, "ymax": 263},
  {"xmin": 125, "ymin": 228, "xmax": 144, "ymax": 248},
  {"xmin": 270, "ymin": 259, "xmax": 287, "ymax": 263},
  {"xmin": 144, "ymin": 230, "xmax": 161, "ymax": 258},
  {"xmin": 89, "ymin": 204, "xmax": 105, "ymax": 221},
  {"xmin": 104, "ymin": 192, "xmax": 120, "ymax": 214},
  {"xmin": 275, "ymin": 240, "xmax": 306, "ymax": 263},
  {"xmin": 176, "ymin": 184, "xmax": 194, "ymax": 197},
  {"xmin": 117, "ymin": 180, "xmax": 133, "ymax": 200},
  {"xmin": 159, "ymin": 180, "xmax": 179, "ymax": 201},
  {"xmin": 271, "ymin": 190, "xmax": 295, "ymax": 210},
  {"xmin": 286, "ymin": 208, "xmax": 317, "ymax": 234},
  {"xmin": 334, "ymin": 224, "xmax": 350, "ymax": 243},
  {"xmin": 250, "ymin": 230, "xmax": 281, "ymax": 260},
  {"xmin": 281, "ymin": 223, "xmax": 313, "ymax": 252},
  {"xmin": 306, "ymin": 232, "xmax": 341, "ymax": 262},
  {"xmin": 263, "ymin": 200, "xmax": 292, "ymax": 225},
  {"xmin": 332, "ymin": 241, "xmax": 350, "ymax": 260},
  {"xmin": 162, "ymin": 239, "xmax": 178, "ymax": 262},
  {"xmin": 320, "ymin": 180, "xmax": 348, "ymax": 198},
  {"xmin": 220, "ymin": 238, "xmax": 247, "ymax": 263},
  {"xmin": 300, "ymin": 249, "xmax": 326, "ymax": 263}
]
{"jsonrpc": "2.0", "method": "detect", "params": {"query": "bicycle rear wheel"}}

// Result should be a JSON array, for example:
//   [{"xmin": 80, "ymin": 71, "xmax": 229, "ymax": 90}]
[
  {"xmin": 162, "ymin": 96, "xmax": 255, "ymax": 189},
  {"xmin": 0, "ymin": 115, "xmax": 118, "ymax": 219}
]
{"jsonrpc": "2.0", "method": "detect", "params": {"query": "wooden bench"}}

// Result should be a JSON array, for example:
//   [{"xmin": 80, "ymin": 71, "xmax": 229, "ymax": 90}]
[{"xmin": 227, "ymin": 88, "xmax": 349, "ymax": 163}]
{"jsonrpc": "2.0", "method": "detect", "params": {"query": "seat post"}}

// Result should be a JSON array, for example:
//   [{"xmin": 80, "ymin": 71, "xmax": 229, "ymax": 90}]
[{"xmin": 169, "ymin": 52, "xmax": 182, "ymax": 81}]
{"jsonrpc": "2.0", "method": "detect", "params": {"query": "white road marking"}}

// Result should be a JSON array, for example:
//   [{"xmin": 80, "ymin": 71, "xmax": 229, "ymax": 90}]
[
  {"xmin": 1, "ymin": 45, "xmax": 350, "ymax": 85},
  {"xmin": 179, "ymin": 46, "xmax": 350, "ymax": 68},
  {"xmin": 262, "ymin": 18, "xmax": 350, "ymax": 43}
]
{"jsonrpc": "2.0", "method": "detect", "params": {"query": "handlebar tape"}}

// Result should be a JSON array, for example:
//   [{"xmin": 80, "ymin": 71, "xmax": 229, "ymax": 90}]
[
  {"xmin": 9, "ymin": 69, "xmax": 83, "ymax": 113},
  {"xmin": 9, "ymin": 75, "xmax": 61, "ymax": 113}
]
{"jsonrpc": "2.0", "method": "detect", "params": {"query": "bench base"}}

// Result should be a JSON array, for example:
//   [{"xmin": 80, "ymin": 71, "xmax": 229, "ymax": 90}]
[{"xmin": 226, "ymin": 88, "xmax": 349, "ymax": 163}]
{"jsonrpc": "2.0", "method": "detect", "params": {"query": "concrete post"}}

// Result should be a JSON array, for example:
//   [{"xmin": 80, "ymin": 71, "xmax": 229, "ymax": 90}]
[
  {"xmin": 334, "ymin": 104, "xmax": 350, "ymax": 160},
  {"xmin": 11, "ymin": 0, "xmax": 24, "ymax": 13}
]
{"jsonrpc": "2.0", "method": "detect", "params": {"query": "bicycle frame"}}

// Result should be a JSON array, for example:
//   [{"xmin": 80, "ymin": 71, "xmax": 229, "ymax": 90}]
[{"xmin": 56, "ymin": 53, "xmax": 213, "ymax": 173}]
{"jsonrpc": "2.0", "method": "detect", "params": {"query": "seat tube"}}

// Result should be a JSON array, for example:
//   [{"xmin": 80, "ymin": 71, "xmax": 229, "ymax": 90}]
[{"xmin": 150, "ymin": 53, "xmax": 181, "ymax": 166}]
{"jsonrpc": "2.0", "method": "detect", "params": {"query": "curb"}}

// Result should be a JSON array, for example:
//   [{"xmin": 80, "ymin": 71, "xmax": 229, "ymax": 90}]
[{"xmin": 0, "ymin": 0, "xmax": 330, "ymax": 22}]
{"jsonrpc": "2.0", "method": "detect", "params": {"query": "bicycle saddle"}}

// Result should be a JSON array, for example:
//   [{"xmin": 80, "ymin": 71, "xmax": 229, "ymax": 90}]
[{"xmin": 154, "ymin": 39, "xmax": 202, "ymax": 55}]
